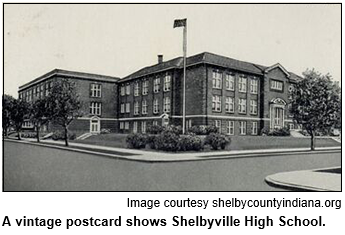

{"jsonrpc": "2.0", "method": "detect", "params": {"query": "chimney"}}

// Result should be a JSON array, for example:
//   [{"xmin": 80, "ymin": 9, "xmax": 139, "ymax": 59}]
[{"xmin": 158, "ymin": 55, "xmax": 163, "ymax": 64}]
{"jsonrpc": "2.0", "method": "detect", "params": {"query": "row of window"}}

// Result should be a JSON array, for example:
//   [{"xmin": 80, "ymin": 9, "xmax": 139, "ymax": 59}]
[
  {"xmin": 121, "ymin": 74, "xmax": 172, "ymax": 96},
  {"xmin": 120, "ymin": 97, "xmax": 171, "ymax": 115},
  {"xmin": 214, "ymin": 120, "xmax": 258, "ymax": 135},
  {"xmin": 271, "ymin": 80, "xmax": 283, "ymax": 91},
  {"xmin": 119, "ymin": 120, "xmax": 258, "ymax": 135},
  {"xmin": 212, "ymin": 71, "xmax": 258, "ymax": 94},
  {"xmin": 120, "ymin": 121, "xmax": 148, "ymax": 134},
  {"xmin": 19, "ymin": 81, "xmax": 53, "ymax": 102},
  {"xmin": 212, "ymin": 96, "xmax": 258, "ymax": 114}
]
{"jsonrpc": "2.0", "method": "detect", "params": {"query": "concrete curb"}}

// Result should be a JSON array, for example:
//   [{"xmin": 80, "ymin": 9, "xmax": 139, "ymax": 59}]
[
  {"xmin": 265, "ymin": 167, "xmax": 341, "ymax": 191},
  {"xmin": 4, "ymin": 138, "xmax": 341, "ymax": 163}
]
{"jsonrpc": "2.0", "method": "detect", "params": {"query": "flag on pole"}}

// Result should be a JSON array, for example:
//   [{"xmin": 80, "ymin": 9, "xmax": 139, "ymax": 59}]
[{"xmin": 173, "ymin": 18, "xmax": 187, "ymax": 28}]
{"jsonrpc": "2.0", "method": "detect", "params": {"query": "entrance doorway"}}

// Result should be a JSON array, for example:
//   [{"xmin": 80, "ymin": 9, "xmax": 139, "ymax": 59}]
[
  {"xmin": 90, "ymin": 117, "xmax": 100, "ymax": 133},
  {"xmin": 270, "ymin": 98, "xmax": 286, "ymax": 130}
]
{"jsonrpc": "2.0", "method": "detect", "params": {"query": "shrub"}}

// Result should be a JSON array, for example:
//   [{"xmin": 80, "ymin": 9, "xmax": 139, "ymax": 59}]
[
  {"xmin": 261, "ymin": 127, "xmax": 290, "ymax": 136},
  {"xmin": 20, "ymin": 132, "xmax": 37, "ymax": 138},
  {"xmin": 154, "ymin": 131, "xmax": 180, "ymax": 152},
  {"xmin": 100, "ymin": 128, "xmax": 111, "ymax": 134},
  {"xmin": 205, "ymin": 125, "xmax": 219, "ymax": 135},
  {"xmin": 146, "ymin": 135, "xmax": 157, "ymax": 149},
  {"xmin": 126, "ymin": 133, "xmax": 147, "ymax": 149},
  {"xmin": 164, "ymin": 125, "xmax": 182, "ymax": 135},
  {"xmin": 52, "ymin": 130, "xmax": 76, "ymax": 141},
  {"xmin": 204, "ymin": 133, "xmax": 230, "ymax": 150},
  {"xmin": 178, "ymin": 134, "xmax": 204, "ymax": 151},
  {"xmin": 260, "ymin": 127, "xmax": 270, "ymax": 136},
  {"xmin": 270, "ymin": 127, "xmax": 290, "ymax": 136},
  {"xmin": 147, "ymin": 125, "xmax": 164, "ymax": 134},
  {"xmin": 187, "ymin": 125, "xmax": 207, "ymax": 135}
]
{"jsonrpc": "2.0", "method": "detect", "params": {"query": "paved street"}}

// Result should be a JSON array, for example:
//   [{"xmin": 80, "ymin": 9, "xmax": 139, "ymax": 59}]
[{"xmin": 3, "ymin": 141, "xmax": 341, "ymax": 191}]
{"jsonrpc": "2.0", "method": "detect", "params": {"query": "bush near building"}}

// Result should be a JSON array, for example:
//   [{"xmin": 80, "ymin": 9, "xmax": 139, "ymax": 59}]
[
  {"xmin": 126, "ymin": 125, "xmax": 230, "ymax": 152},
  {"xmin": 261, "ymin": 127, "xmax": 290, "ymax": 136},
  {"xmin": 204, "ymin": 133, "xmax": 230, "ymax": 150}
]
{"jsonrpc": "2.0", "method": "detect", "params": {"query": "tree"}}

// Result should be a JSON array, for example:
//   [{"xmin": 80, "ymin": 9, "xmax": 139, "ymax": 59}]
[
  {"xmin": 46, "ymin": 78, "xmax": 82, "ymax": 146},
  {"xmin": 10, "ymin": 98, "xmax": 30, "ymax": 140},
  {"xmin": 290, "ymin": 69, "xmax": 341, "ymax": 150},
  {"xmin": 2, "ymin": 94, "xmax": 15, "ymax": 137},
  {"xmin": 29, "ymin": 97, "xmax": 50, "ymax": 142}
]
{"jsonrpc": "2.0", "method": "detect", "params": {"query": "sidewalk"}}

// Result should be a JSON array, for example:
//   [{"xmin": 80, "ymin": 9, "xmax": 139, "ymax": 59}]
[
  {"xmin": 265, "ymin": 167, "xmax": 341, "ymax": 191},
  {"xmin": 5, "ymin": 137, "xmax": 341, "ymax": 162}
]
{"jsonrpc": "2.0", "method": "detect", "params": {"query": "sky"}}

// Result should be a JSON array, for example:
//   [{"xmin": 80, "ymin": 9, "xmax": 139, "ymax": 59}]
[{"xmin": 3, "ymin": 4, "xmax": 341, "ymax": 97}]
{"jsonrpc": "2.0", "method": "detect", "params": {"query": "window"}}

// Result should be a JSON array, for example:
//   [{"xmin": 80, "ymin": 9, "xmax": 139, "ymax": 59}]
[
  {"xmin": 186, "ymin": 120, "xmax": 192, "ymax": 129},
  {"xmin": 252, "ymin": 122, "xmax": 258, "ymax": 135},
  {"xmin": 126, "ymin": 84, "xmax": 130, "ymax": 95},
  {"xmin": 120, "ymin": 86, "xmax": 125, "ymax": 96},
  {"xmin": 134, "ymin": 82, "xmax": 140, "ymax": 96},
  {"xmin": 163, "ymin": 97, "xmax": 170, "ymax": 113},
  {"xmin": 271, "ymin": 80, "xmax": 283, "ymax": 91},
  {"xmin": 215, "ymin": 120, "xmax": 221, "ymax": 133},
  {"xmin": 125, "ymin": 103, "xmax": 130, "ymax": 113},
  {"xmin": 33, "ymin": 87, "xmax": 36, "ymax": 98},
  {"xmin": 212, "ymin": 95, "xmax": 221, "ymax": 112},
  {"xmin": 36, "ymin": 86, "xmax": 40, "ymax": 98},
  {"xmin": 40, "ymin": 85, "xmax": 44, "ymax": 97},
  {"xmin": 289, "ymin": 123, "xmax": 294, "ymax": 130},
  {"xmin": 227, "ymin": 121, "xmax": 234, "ymax": 135},
  {"xmin": 125, "ymin": 122, "xmax": 129, "ymax": 130},
  {"xmin": 120, "ymin": 122, "xmax": 124, "ymax": 130},
  {"xmin": 141, "ymin": 121, "xmax": 146, "ymax": 133},
  {"xmin": 164, "ymin": 74, "xmax": 171, "ymax": 91},
  {"xmin": 225, "ymin": 74, "xmax": 235, "ymax": 90},
  {"xmin": 239, "ymin": 76, "xmax": 247, "ymax": 93},
  {"xmin": 212, "ymin": 70, "xmax": 222, "ymax": 89},
  {"xmin": 240, "ymin": 121, "xmax": 247, "ymax": 135},
  {"xmin": 250, "ymin": 78, "xmax": 258, "ymax": 94},
  {"xmin": 142, "ymin": 100, "xmax": 148, "ymax": 114},
  {"xmin": 142, "ymin": 80, "xmax": 148, "ymax": 95},
  {"xmin": 225, "ymin": 97, "xmax": 234, "ymax": 113},
  {"xmin": 238, "ymin": 98, "xmax": 247, "ymax": 114},
  {"xmin": 153, "ymin": 78, "xmax": 160, "ymax": 93},
  {"xmin": 153, "ymin": 99, "xmax": 159, "ymax": 114},
  {"xmin": 120, "ymin": 103, "xmax": 125, "ymax": 113},
  {"xmin": 90, "ymin": 102, "xmax": 102, "ymax": 115},
  {"xmin": 45, "ymin": 82, "xmax": 50, "ymax": 96},
  {"xmin": 250, "ymin": 100, "xmax": 258, "ymax": 115},
  {"xmin": 29, "ymin": 90, "xmax": 32, "ymax": 101},
  {"xmin": 153, "ymin": 120, "xmax": 158, "ymax": 126},
  {"xmin": 133, "ymin": 121, "xmax": 138, "ymax": 133},
  {"xmin": 91, "ymin": 84, "xmax": 101, "ymax": 97},
  {"xmin": 134, "ymin": 101, "xmax": 139, "ymax": 115}
]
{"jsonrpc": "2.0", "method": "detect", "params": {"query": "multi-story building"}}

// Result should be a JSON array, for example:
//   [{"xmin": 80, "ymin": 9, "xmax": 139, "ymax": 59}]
[
  {"xmin": 18, "ymin": 52, "xmax": 301, "ymax": 135},
  {"xmin": 18, "ymin": 69, "xmax": 119, "ymax": 133},
  {"xmin": 117, "ymin": 52, "xmax": 300, "ymax": 135}
]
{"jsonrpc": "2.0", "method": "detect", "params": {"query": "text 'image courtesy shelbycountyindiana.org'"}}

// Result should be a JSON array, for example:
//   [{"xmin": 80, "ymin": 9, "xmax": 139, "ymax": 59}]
[{"xmin": 3, "ymin": 4, "xmax": 341, "ymax": 191}]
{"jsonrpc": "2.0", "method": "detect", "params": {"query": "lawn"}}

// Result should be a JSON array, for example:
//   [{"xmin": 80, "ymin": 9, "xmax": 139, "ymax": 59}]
[{"xmin": 73, "ymin": 133, "xmax": 340, "ymax": 151}]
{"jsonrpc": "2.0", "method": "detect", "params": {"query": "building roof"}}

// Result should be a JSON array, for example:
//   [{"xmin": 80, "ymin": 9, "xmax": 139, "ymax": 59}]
[
  {"xmin": 19, "ymin": 69, "xmax": 119, "ymax": 91},
  {"xmin": 121, "ymin": 52, "xmax": 279, "ymax": 82}
]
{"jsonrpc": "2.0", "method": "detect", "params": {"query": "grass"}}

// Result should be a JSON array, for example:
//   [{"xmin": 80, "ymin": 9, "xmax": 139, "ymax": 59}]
[
  {"xmin": 73, "ymin": 133, "xmax": 340, "ymax": 151},
  {"xmin": 228, "ymin": 136, "xmax": 340, "ymax": 150}
]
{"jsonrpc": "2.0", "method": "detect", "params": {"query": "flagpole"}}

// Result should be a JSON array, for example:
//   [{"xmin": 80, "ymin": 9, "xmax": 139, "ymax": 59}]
[{"xmin": 182, "ymin": 22, "xmax": 187, "ymax": 134}]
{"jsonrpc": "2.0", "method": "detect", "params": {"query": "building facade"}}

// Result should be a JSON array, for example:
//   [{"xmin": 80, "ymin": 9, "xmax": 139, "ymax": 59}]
[
  {"xmin": 18, "ymin": 69, "xmax": 119, "ymax": 134},
  {"xmin": 18, "ymin": 52, "xmax": 301, "ymax": 135}
]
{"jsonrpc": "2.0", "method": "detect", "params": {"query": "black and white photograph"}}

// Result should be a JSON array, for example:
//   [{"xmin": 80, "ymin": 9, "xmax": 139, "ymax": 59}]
[{"xmin": 2, "ymin": 3, "xmax": 341, "ymax": 192}]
